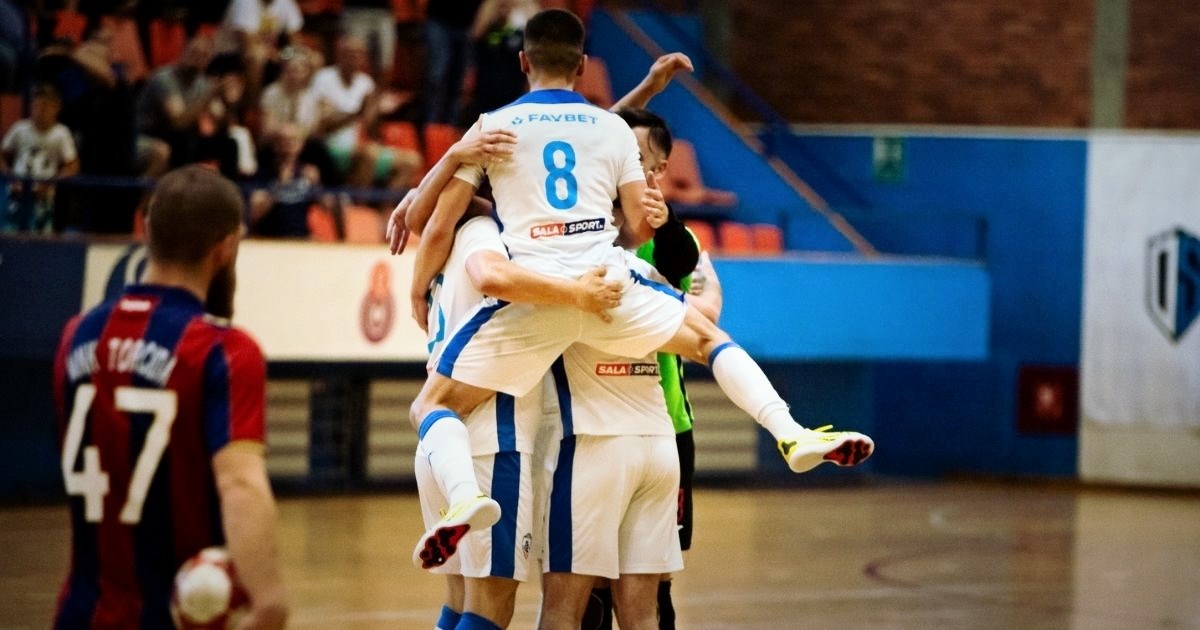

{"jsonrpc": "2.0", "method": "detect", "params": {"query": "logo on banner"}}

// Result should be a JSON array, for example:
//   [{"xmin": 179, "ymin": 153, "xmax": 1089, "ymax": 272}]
[
  {"xmin": 1146, "ymin": 227, "xmax": 1200, "ymax": 342},
  {"xmin": 360, "ymin": 262, "xmax": 395, "ymax": 343}
]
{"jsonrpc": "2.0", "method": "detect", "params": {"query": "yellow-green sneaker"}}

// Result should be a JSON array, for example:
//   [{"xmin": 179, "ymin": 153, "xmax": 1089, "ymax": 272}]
[
  {"xmin": 777, "ymin": 425, "xmax": 874, "ymax": 473},
  {"xmin": 412, "ymin": 494, "xmax": 501, "ymax": 570}
]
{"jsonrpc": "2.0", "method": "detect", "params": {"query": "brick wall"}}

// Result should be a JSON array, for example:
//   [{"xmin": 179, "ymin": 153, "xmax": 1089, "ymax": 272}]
[
  {"xmin": 1125, "ymin": 0, "xmax": 1200, "ymax": 129},
  {"xmin": 726, "ymin": 0, "xmax": 1095, "ymax": 126}
]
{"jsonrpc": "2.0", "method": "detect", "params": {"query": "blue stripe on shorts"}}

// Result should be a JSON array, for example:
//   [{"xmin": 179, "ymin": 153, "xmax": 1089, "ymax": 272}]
[{"xmin": 436, "ymin": 300, "xmax": 509, "ymax": 378}]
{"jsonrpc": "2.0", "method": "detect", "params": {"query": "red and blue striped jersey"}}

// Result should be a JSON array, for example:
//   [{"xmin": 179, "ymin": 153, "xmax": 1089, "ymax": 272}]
[{"xmin": 52, "ymin": 284, "xmax": 267, "ymax": 629}]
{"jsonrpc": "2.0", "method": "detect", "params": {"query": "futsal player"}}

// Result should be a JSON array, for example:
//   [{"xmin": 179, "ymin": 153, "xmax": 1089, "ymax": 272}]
[
  {"xmin": 409, "ymin": 8, "xmax": 873, "ymax": 571},
  {"xmin": 52, "ymin": 166, "xmax": 288, "ymax": 629}
]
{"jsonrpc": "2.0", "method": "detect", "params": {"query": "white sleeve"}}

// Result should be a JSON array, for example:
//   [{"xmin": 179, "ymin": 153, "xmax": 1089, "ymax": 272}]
[
  {"xmin": 227, "ymin": 0, "xmax": 260, "ymax": 32},
  {"xmin": 455, "ymin": 216, "xmax": 507, "ymax": 258},
  {"xmin": 453, "ymin": 162, "xmax": 485, "ymax": 188},
  {"xmin": 615, "ymin": 123, "xmax": 645, "ymax": 187},
  {"xmin": 1, "ymin": 121, "xmax": 21, "ymax": 152},
  {"xmin": 56, "ymin": 126, "xmax": 77, "ymax": 164},
  {"xmin": 282, "ymin": 0, "xmax": 304, "ymax": 33}
]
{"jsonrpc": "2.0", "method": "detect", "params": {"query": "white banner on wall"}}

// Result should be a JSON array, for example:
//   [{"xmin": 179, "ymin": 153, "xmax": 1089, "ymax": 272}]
[
  {"xmin": 83, "ymin": 240, "xmax": 428, "ymax": 362},
  {"xmin": 1081, "ymin": 135, "xmax": 1200, "ymax": 431}
]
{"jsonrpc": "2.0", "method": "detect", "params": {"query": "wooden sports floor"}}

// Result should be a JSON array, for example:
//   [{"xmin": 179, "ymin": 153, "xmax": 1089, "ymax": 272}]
[{"xmin": 2, "ymin": 481, "xmax": 1199, "ymax": 629}]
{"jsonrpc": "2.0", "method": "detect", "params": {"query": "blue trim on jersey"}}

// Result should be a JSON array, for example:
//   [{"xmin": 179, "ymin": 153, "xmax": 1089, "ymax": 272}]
[
  {"xmin": 436, "ymin": 606, "xmax": 462, "ymax": 630},
  {"xmin": 496, "ymin": 393, "xmax": 516, "ymax": 452},
  {"xmin": 547, "ymin": 434, "xmax": 576, "ymax": 573},
  {"xmin": 202, "ymin": 345, "xmax": 232, "ymax": 454},
  {"xmin": 630, "ymin": 269, "xmax": 685, "ymax": 302},
  {"xmin": 490, "ymin": 88, "xmax": 598, "ymax": 113},
  {"xmin": 418, "ymin": 409, "xmax": 460, "ymax": 441},
  {"xmin": 133, "ymin": 289, "xmax": 196, "ymax": 389},
  {"xmin": 436, "ymin": 300, "xmax": 509, "ymax": 378},
  {"xmin": 489, "ymin": 450, "xmax": 521, "ymax": 579},
  {"xmin": 707, "ymin": 341, "xmax": 740, "ymax": 368}
]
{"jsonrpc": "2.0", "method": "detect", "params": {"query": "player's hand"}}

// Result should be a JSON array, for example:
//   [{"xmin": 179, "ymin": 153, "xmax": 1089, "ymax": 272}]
[
  {"xmin": 575, "ymin": 266, "xmax": 623, "ymax": 323},
  {"xmin": 645, "ymin": 52, "xmax": 694, "ymax": 94},
  {"xmin": 410, "ymin": 286, "xmax": 430, "ymax": 333},
  {"xmin": 387, "ymin": 190, "xmax": 416, "ymax": 255},
  {"xmin": 690, "ymin": 250, "xmax": 714, "ymax": 295},
  {"xmin": 450, "ymin": 125, "xmax": 517, "ymax": 167},
  {"xmin": 642, "ymin": 171, "xmax": 667, "ymax": 229}
]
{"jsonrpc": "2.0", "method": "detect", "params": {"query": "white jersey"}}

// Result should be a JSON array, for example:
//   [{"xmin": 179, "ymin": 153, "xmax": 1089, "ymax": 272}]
[
  {"xmin": 453, "ymin": 89, "xmax": 645, "ymax": 279},
  {"xmin": 426, "ymin": 215, "xmax": 506, "ymax": 370},
  {"xmin": 559, "ymin": 345, "xmax": 674, "ymax": 437},
  {"xmin": 426, "ymin": 215, "xmax": 545, "ymax": 455}
]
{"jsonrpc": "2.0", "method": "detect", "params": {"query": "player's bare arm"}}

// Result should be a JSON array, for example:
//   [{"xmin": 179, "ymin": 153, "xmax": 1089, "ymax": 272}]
[
  {"xmin": 610, "ymin": 52, "xmax": 694, "ymax": 112},
  {"xmin": 411, "ymin": 177, "xmax": 479, "ymax": 329},
  {"xmin": 616, "ymin": 176, "xmax": 656, "ymax": 247},
  {"xmin": 465, "ymin": 250, "xmax": 623, "ymax": 322},
  {"xmin": 387, "ymin": 121, "xmax": 516, "ymax": 253},
  {"xmin": 214, "ymin": 445, "xmax": 288, "ymax": 630}
]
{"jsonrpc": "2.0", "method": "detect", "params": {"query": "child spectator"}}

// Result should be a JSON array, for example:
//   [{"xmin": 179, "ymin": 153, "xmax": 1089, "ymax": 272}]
[
  {"xmin": 1, "ymin": 83, "xmax": 79, "ymax": 232},
  {"xmin": 248, "ymin": 121, "xmax": 327, "ymax": 237}
]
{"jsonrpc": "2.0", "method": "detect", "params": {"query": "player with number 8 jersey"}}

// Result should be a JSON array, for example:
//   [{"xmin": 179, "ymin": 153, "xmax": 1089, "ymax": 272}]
[
  {"xmin": 52, "ymin": 166, "xmax": 287, "ymax": 629},
  {"xmin": 467, "ymin": 94, "xmax": 643, "ymax": 281}
]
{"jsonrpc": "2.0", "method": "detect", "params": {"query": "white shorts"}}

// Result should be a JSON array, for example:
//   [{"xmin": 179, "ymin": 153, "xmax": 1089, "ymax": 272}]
[
  {"xmin": 416, "ymin": 383, "xmax": 563, "ymax": 580},
  {"xmin": 416, "ymin": 445, "xmax": 537, "ymax": 580},
  {"xmin": 544, "ymin": 434, "xmax": 684, "ymax": 579},
  {"xmin": 436, "ymin": 263, "xmax": 687, "ymax": 397}
]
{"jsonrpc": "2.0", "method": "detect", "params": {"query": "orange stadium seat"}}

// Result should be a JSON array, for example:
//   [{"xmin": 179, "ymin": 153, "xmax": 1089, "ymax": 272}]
[
  {"xmin": 381, "ymin": 121, "xmax": 420, "ymax": 153},
  {"xmin": 684, "ymin": 220, "xmax": 718, "ymax": 253},
  {"xmin": 0, "ymin": 93, "xmax": 22, "ymax": 138},
  {"xmin": 149, "ymin": 19, "xmax": 186, "ymax": 68},
  {"xmin": 422, "ymin": 123, "xmax": 461, "ymax": 169},
  {"xmin": 578, "ymin": 57, "xmax": 613, "ymax": 108},
  {"xmin": 343, "ymin": 205, "xmax": 385, "ymax": 244},
  {"xmin": 307, "ymin": 204, "xmax": 339, "ymax": 242},
  {"xmin": 54, "ymin": 10, "xmax": 87, "ymax": 42},
  {"xmin": 718, "ymin": 222, "xmax": 755, "ymax": 255},
  {"xmin": 751, "ymin": 223, "xmax": 784, "ymax": 253},
  {"xmin": 660, "ymin": 140, "xmax": 738, "ymax": 209}
]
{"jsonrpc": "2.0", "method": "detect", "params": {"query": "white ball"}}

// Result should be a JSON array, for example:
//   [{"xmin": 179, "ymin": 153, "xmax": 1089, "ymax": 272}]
[{"xmin": 174, "ymin": 548, "xmax": 236, "ymax": 626}]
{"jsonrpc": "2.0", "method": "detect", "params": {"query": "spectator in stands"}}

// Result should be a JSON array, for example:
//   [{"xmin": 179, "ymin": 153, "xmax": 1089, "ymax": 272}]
[
  {"xmin": 467, "ymin": 0, "xmax": 535, "ymax": 118},
  {"xmin": 260, "ymin": 45, "xmax": 320, "ymax": 139},
  {"xmin": 423, "ymin": 0, "xmax": 483, "ymax": 125},
  {"xmin": 193, "ymin": 52, "xmax": 257, "ymax": 179},
  {"xmin": 134, "ymin": 34, "xmax": 225, "ymax": 172},
  {"xmin": 341, "ymin": 0, "xmax": 395, "ymax": 83},
  {"xmin": 216, "ymin": 0, "xmax": 304, "ymax": 100},
  {"xmin": 1, "ymin": 83, "xmax": 79, "ymax": 232},
  {"xmin": 312, "ymin": 35, "xmax": 419, "ymax": 188},
  {"xmin": 248, "ymin": 121, "xmax": 327, "ymax": 237}
]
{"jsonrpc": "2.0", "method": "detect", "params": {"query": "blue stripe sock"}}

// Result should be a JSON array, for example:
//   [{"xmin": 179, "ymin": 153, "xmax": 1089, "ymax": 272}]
[
  {"xmin": 436, "ymin": 606, "xmax": 462, "ymax": 630},
  {"xmin": 707, "ymin": 341, "xmax": 740, "ymax": 367},
  {"xmin": 455, "ymin": 611, "xmax": 503, "ymax": 630},
  {"xmin": 419, "ymin": 409, "xmax": 460, "ymax": 440}
]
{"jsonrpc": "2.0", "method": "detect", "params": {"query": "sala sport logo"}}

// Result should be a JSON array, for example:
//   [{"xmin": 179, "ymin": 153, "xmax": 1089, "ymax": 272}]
[
  {"xmin": 530, "ymin": 218, "xmax": 605, "ymax": 239},
  {"xmin": 1146, "ymin": 227, "xmax": 1200, "ymax": 342}
]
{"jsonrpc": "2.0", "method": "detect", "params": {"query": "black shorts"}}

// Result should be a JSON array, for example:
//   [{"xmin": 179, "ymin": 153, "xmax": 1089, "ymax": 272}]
[{"xmin": 676, "ymin": 429, "xmax": 695, "ymax": 551}]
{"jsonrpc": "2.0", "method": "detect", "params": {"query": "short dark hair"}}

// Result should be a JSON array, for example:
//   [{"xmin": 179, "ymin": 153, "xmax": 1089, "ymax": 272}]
[
  {"xmin": 523, "ymin": 9, "xmax": 585, "ymax": 77},
  {"xmin": 616, "ymin": 107, "xmax": 673, "ymax": 158},
  {"xmin": 147, "ymin": 166, "xmax": 244, "ymax": 266}
]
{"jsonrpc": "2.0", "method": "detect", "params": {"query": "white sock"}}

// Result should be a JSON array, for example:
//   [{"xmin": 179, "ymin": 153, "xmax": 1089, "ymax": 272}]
[
  {"xmin": 419, "ymin": 412, "xmax": 480, "ymax": 506},
  {"xmin": 710, "ymin": 344, "xmax": 801, "ymax": 441}
]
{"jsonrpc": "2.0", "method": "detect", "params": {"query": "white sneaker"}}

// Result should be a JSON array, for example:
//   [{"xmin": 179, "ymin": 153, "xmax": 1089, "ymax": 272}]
[
  {"xmin": 412, "ymin": 494, "xmax": 501, "ymax": 569},
  {"xmin": 777, "ymin": 425, "xmax": 874, "ymax": 473}
]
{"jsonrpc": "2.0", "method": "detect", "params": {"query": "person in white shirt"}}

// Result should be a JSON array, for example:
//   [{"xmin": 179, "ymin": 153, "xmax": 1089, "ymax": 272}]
[
  {"xmin": 218, "ymin": 0, "xmax": 304, "ymax": 100},
  {"xmin": 1, "ymin": 83, "xmax": 78, "ymax": 232},
  {"xmin": 311, "ymin": 35, "xmax": 420, "ymax": 188}
]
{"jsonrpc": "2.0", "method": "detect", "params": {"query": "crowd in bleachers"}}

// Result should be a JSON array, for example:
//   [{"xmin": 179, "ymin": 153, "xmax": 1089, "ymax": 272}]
[
  {"xmin": 0, "ymin": 0, "xmax": 586, "ymax": 240},
  {"xmin": 0, "ymin": 0, "xmax": 783, "ymax": 252}
]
